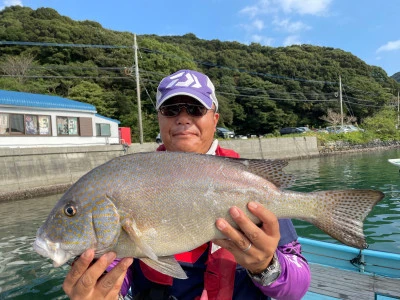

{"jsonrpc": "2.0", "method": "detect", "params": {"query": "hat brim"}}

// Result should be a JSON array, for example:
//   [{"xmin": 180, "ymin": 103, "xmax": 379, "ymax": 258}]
[{"xmin": 156, "ymin": 88, "xmax": 214, "ymax": 110}]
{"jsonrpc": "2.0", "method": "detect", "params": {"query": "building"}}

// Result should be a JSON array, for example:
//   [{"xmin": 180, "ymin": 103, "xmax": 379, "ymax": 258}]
[{"xmin": 0, "ymin": 90, "xmax": 122, "ymax": 148}]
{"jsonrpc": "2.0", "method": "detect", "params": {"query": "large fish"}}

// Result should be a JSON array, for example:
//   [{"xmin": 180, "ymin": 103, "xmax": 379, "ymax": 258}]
[{"xmin": 33, "ymin": 152, "xmax": 384, "ymax": 279}]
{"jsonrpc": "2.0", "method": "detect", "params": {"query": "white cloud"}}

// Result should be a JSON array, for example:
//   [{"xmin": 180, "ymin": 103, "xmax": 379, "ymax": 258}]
[
  {"xmin": 272, "ymin": 18, "xmax": 311, "ymax": 33},
  {"xmin": 0, "ymin": 0, "xmax": 23, "ymax": 10},
  {"xmin": 252, "ymin": 19, "xmax": 265, "ymax": 31},
  {"xmin": 283, "ymin": 35, "xmax": 302, "ymax": 46},
  {"xmin": 251, "ymin": 34, "xmax": 274, "ymax": 46},
  {"xmin": 239, "ymin": 19, "xmax": 265, "ymax": 32},
  {"xmin": 239, "ymin": 0, "xmax": 332, "ymax": 18},
  {"xmin": 240, "ymin": 0, "xmax": 276, "ymax": 18},
  {"xmin": 279, "ymin": 0, "xmax": 332, "ymax": 15},
  {"xmin": 238, "ymin": 0, "xmax": 331, "ymax": 47},
  {"xmin": 376, "ymin": 40, "xmax": 400, "ymax": 53}
]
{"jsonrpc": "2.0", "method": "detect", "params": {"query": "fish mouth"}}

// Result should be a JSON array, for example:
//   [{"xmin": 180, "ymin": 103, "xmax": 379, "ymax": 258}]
[{"xmin": 33, "ymin": 237, "xmax": 73, "ymax": 267}]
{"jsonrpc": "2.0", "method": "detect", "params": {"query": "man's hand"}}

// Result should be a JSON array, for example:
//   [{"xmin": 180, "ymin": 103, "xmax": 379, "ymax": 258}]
[
  {"xmin": 212, "ymin": 202, "xmax": 280, "ymax": 274},
  {"xmin": 62, "ymin": 249, "xmax": 133, "ymax": 300}
]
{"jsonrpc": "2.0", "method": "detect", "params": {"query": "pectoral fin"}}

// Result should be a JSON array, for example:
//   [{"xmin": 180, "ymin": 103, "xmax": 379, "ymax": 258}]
[
  {"xmin": 141, "ymin": 256, "xmax": 188, "ymax": 279},
  {"xmin": 121, "ymin": 218, "xmax": 158, "ymax": 261}
]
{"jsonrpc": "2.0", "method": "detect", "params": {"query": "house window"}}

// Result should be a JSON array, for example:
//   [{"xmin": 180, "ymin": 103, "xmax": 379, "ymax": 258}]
[
  {"xmin": 96, "ymin": 123, "xmax": 111, "ymax": 136},
  {"xmin": 38, "ymin": 116, "xmax": 51, "ymax": 135},
  {"xmin": 10, "ymin": 114, "xmax": 24, "ymax": 134},
  {"xmin": 68, "ymin": 117, "xmax": 78, "ymax": 135},
  {"xmin": 0, "ymin": 113, "xmax": 8, "ymax": 135},
  {"xmin": 25, "ymin": 115, "xmax": 38, "ymax": 135},
  {"xmin": 0, "ymin": 113, "xmax": 52, "ymax": 136},
  {"xmin": 57, "ymin": 116, "xmax": 79, "ymax": 135}
]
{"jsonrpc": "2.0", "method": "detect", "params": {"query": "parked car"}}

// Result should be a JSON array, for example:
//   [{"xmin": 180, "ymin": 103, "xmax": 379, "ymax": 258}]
[
  {"xmin": 279, "ymin": 127, "xmax": 303, "ymax": 135},
  {"xmin": 326, "ymin": 126, "xmax": 351, "ymax": 134},
  {"xmin": 296, "ymin": 127, "xmax": 312, "ymax": 133},
  {"xmin": 216, "ymin": 127, "xmax": 235, "ymax": 139},
  {"xmin": 155, "ymin": 133, "xmax": 162, "ymax": 144},
  {"xmin": 314, "ymin": 128, "xmax": 329, "ymax": 134},
  {"xmin": 343, "ymin": 125, "xmax": 365, "ymax": 132}
]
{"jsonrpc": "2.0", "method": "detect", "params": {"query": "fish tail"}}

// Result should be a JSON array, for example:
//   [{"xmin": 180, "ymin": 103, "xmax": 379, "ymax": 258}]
[{"xmin": 308, "ymin": 189, "xmax": 384, "ymax": 249}]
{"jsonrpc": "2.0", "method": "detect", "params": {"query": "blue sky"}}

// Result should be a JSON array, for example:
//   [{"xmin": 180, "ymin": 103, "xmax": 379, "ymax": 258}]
[{"xmin": 1, "ymin": 0, "xmax": 400, "ymax": 76}]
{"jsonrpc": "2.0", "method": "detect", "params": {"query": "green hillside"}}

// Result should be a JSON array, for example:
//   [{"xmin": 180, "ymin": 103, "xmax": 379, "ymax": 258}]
[
  {"xmin": 392, "ymin": 72, "xmax": 400, "ymax": 82},
  {"xmin": 1, "ymin": 6, "xmax": 399, "ymax": 142}
]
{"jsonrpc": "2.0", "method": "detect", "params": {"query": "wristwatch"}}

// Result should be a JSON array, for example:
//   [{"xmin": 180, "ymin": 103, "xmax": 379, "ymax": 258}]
[{"xmin": 246, "ymin": 253, "xmax": 282, "ymax": 286}]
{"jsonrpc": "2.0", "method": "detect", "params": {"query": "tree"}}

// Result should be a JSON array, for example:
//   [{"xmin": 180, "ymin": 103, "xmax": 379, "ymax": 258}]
[
  {"xmin": 320, "ymin": 109, "xmax": 342, "ymax": 125},
  {"xmin": 363, "ymin": 108, "xmax": 399, "ymax": 140},
  {"xmin": 68, "ymin": 81, "xmax": 106, "ymax": 114},
  {"xmin": 0, "ymin": 54, "xmax": 35, "ymax": 83}
]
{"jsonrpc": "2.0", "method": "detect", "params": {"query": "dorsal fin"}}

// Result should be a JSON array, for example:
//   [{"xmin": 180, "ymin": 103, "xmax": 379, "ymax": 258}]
[{"xmin": 221, "ymin": 157, "xmax": 296, "ymax": 188}]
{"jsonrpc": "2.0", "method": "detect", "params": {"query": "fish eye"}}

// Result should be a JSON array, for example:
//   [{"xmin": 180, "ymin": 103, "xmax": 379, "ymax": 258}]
[{"xmin": 64, "ymin": 204, "xmax": 77, "ymax": 217}]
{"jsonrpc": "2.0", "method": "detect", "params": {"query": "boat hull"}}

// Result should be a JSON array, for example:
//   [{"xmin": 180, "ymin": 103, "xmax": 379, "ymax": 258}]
[
  {"xmin": 388, "ymin": 158, "xmax": 400, "ymax": 167},
  {"xmin": 299, "ymin": 237, "xmax": 400, "ymax": 299}
]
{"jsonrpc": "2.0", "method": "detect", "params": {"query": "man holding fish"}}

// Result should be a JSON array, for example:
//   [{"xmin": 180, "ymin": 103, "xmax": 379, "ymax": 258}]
[{"xmin": 60, "ymin": 69, "xmax": 311, "ymax": 299}]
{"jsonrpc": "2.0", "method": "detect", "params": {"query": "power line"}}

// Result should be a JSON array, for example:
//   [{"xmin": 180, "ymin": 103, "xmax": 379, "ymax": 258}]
[
  {"xmin": 0, "ymin": 74, "xmax": 132, "ymax": 80},
  {"xmin": 0, "ymin": 41, "xmax": 131, "ymax": 49},
  {"xmin": 0, "ymin": 72, "xmax": 385, "ymax": 109},
  {"xmin": 1, "ymin": 40, "xmax": 394, "ymax": 107},
  {"xmin": 1, "ymin": 40, "xmax": 339, "ymax": 85}
]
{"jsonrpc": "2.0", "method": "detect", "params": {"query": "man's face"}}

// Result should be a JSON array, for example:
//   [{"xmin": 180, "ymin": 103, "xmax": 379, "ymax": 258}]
[{"xmin": 158, "ymin": 96, "xmax": 219, "ymax": 153}]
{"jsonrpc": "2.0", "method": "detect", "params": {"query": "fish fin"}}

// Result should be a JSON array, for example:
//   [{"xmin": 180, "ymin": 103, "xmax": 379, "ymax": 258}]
[
  {"xmin": 121, "ymin": 218, "xmax": 158, "ymax": 261},
  {"xmin": 141, "ymin": 256, "xmax": 188, "ymax": 279},
  {"xmin": 309, "ymin": 189, "xmax": 384, "ymax": 249},
  {"xmin": 222, "ymin": 157, "xmax": 295, "ymax": 188}
]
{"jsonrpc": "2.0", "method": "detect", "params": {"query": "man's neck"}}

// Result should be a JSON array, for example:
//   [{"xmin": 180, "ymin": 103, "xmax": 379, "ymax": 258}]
[{"xmin": 206, "ymin": 139, "xmax": 219, "ymax": 155}]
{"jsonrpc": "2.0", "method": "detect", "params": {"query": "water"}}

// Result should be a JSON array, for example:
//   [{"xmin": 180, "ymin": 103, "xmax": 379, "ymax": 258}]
[
  {"xmin": 0, "ymin": 194, "xmax": 68, "ymax": 299},
  {"xmin": 0, "ymin": 148, "xmax": 399, "ymax": 299},
  {"xmin": 285, "ymin": 148, "xmax": 400, "ymax": 253}
]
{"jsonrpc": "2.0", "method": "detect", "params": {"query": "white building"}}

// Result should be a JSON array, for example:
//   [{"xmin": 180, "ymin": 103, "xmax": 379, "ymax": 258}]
[{"xmin": 0, "ymin": 90, "xmax": 121, "ymax": 148}]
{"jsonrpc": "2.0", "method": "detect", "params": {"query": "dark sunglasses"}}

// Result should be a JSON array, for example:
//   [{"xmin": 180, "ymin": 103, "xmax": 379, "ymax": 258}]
[{"xmin": 159, "ymin": 103, "xmax": 214, "ymax": 117}]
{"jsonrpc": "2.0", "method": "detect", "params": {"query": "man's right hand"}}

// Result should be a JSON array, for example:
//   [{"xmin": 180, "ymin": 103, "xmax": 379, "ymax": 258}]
[{"xmin": 62, "ymin": 249, "xmax": 133, "ymax": 300}]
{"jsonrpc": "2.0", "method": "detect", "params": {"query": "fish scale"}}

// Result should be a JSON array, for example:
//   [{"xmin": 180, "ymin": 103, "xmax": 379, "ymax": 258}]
[{"xmin": 33, "ymin": 151, "xmax": 384, "ymax": 279}]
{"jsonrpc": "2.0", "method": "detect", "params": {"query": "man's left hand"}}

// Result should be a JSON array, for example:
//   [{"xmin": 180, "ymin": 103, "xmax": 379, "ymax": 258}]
[{"xmin": 212, "ymin": 202, "xmax": 280, "ymax": 274}]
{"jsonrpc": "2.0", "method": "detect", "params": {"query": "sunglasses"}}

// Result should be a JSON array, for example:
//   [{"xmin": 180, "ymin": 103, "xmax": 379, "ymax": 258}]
[{"xmin": 159, "ymin": 103, "xmax": 214, "ymax": 117}]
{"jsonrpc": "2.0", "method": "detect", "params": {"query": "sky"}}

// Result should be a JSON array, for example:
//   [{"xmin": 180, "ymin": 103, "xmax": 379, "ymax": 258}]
[{"xmin": 1, "ymin": 0, "xmax": 400, "ymax": 76}]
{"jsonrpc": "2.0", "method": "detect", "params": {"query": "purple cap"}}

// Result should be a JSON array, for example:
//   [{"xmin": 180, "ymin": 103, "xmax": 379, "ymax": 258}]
[{"xmin": 156, "ymin": 69, "xmax": 218, "ymax": 111}]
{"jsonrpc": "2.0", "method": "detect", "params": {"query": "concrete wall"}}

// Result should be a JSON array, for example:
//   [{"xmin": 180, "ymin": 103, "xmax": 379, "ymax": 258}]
[
  {"xmin": 0, "ymin": 136, "xmax": 318, "ymax": 201},
  {"xmin": 219, "ymin": 136, "xmax": 319, "ymax": 159}
]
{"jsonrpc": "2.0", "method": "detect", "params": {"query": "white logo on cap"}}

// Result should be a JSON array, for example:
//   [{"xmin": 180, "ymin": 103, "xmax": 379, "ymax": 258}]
[{"xmin": 166, "ymin": 72, "xmax": 202, "ymax": 89}]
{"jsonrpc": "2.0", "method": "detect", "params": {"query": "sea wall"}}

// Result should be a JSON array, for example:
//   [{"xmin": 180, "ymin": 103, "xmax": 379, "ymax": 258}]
[
  {"xmin": 219, "ymin": 136, "xmax": 319, "ymax": 159},
  {"xmin": 4, "ymin": 135, "xmax": 393, "ymax": 202},
  {"xmin": 0, "ymin": 144, "xmax": 153, "ymax": 202}
]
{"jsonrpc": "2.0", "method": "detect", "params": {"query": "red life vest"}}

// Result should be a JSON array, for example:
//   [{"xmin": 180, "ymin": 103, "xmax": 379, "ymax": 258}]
[{"xmin": 140, "ymin": 144, "xmax": 240, "ymax": 299}]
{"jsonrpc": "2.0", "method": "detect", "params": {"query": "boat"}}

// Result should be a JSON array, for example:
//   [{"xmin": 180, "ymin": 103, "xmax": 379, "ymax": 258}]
[
  {"xmin": 300, "ymin": 237, "xmax": 400, "ymax": 299},
  {"xmin": 388, "ymin": 158, "xmax": 400, "ymax": 167}
]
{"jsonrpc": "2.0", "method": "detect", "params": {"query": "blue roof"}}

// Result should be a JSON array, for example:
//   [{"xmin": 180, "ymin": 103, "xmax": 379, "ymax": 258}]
[
  {"xmin": 95, "ymin": 114, "xmax": 121, "ymax": 124},
  {"xmin": 0, "ymin": 89, "xmax": 96, "ymax": 112}
]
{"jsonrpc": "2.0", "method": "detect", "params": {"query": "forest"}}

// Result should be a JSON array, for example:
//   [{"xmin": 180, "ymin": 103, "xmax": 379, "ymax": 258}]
[{"xmin": 1, "ymin": 6, "xmax": 399, "ymax": 142}]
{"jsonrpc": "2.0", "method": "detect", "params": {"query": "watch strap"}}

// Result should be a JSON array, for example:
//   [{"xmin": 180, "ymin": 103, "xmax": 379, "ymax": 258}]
[{"xmin": 246, "ymin": 252, "xmax": 282, "ymax": 286}]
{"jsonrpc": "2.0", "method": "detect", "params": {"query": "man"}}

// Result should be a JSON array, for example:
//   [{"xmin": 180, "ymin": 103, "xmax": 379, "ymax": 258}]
[{"xmin": 63, "ymin": 69, "xmax": 311, "ymax": 299}]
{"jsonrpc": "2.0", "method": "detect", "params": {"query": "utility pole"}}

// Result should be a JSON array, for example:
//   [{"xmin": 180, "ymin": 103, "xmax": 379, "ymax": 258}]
[
  {"xmin": 339, "ymin": 75, "xmax": 344, "ymax": 126},
  {"xmin": 134, "ymin": 34, "xmax": 143, "ymax": 144},
  {"xmin": 397, "ymin": 90, "xmax": 399, "ymax": 130}
]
